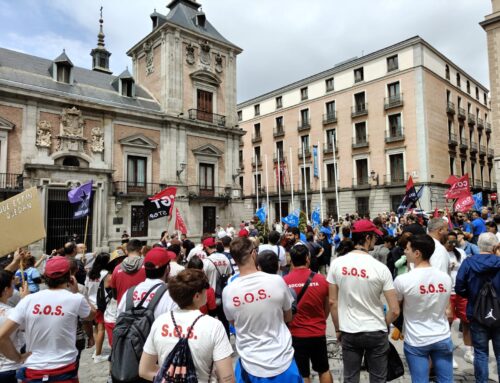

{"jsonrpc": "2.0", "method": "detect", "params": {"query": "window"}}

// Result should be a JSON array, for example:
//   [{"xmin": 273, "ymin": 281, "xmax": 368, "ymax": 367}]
[
  {"xmin": 239, "ymin": 176, "xmax": 243, "ymax": 192},
  {"xmin": 199, "ymin": 163, "xmax": 215, "ymax": 191},
  {"xmin": 276, "ymin": 116, "xmax": 283, "ymax": 129},
  {"xmin": 276, "ymin": 96, "xmax": 283, "ymax": 109},
  {"xmin": 300, "ymin": 109, "xmax": 309, "ymax": 126},
  {"xmin": 325, "ymin": 101, "xmax": 336, "ymax": 119},
  {"xmin": 467, "ymin": 102, "xmax": 471, "ymax": 114},
  {"xmin": 254, "ymin": 123, "xmax": 261, "ymax": 138},
  {"xmin": 445, "ymin": 65, "xmax": 450, "ymax": 80},
  {"xmin": 62, "ymin": 156, "xmax": 80, "ymax": 167},
  {"xmin": 448, "ymin": 119, "xmax": 453, "ymax": 137},
  {"xmin": 480, "ymin": 165, "xmax": 484, "ymax": 182},
  {"xmin": 457, "ymin": 96, "xmax": 462, "ymax": 109},
  {"xmin": 300, "ymin": 135, "xmax": 309, "ymax": 150},
  {"xmin": 121, "ymin": 79, "xmax": 134, "ymax": 97},
  {"xmin": 300, "ymin": 167, "xmax": 311, "ymax": 190},
  {"xmin": 388, "ymin": 114, "xmax": 402, "ymax": 136},
  {"xmin": 300, "ymin": 198, "xmax": 311, "ymax": 212},
  {"xmin": 446, "ymin": 90, "xmax": 451, "ymax": 103},
  {"xmin": 300, "ymin": 87, "xmax": 308, "ymax": 101},
  {"xmin": 461, "ymin": 160, "xmax": 466, "ymax": 176},
  {"xmin": 254, "ymin": 104, "xmax": 260, "ymax": 116},
  {"xmin": 484, "ymin": 93, "xmax": 488, "ymax": 105},
  {"xmin": 355, "ymin": 122, "xmax": 367, "ymax": 143},
  {"xmin": 56, "ymin": 64, "xmax": 71, "ymax": 83},
  {"xmin": 391, "ymin": 195, "xmax": 405, "ymax": 213},
  {"xmin": 276, "ymin": 141, "xmax": 284, "ymax": 159},
  {"xmin": 326, "ymin": 128, "xmax": 337, "ymax": 148},
  {"xmin": 239, "ymin": 150, "xmax": 243, "ymax": 167},
  {"xmin": 356, "ymin": 197, "xmax": 369, "ymax": 217},
  {"xmin": 466, "ymin": 80, "xmax": 470, "ymax": 94},
  {"xmin": 131, "ymin": 206, "xmax": 148, "ymax": 237},
  {"xmin": 471, "ymin": 163, "xmax": 476, "ymax": 181},
  {"xmin": 456, "ymin": 73, "xmax": 461, "ymax": 87},
  {"xmin": 354, "ymin": 67, "xmax": 364, "ymax": 83},
  {"xmin": 476, "ymin": 87, "xmax": 479, "ymax": 100},
  {"xmin": 449, "ymin": 157, "xmax": 455, "ymax": 175},
  {"xmin": 354, "ymin": 92, "xmax": 366, "ymax": 110},
  {"xmin": 459, "ymin": 123, "xmax": 464, "ymax": 141},
  {"xmin": 389, "ymin": 153, "xmax": 405, "ymax": 182},
  {"xmin": 355, "ymin": 158, "xmax": 369, "ymax": 185},
  {"xmin": 387, "ymin": 55, "xmax": 398, "ymax": 71},
  {"xmin": 327, "ymin": 199, "xmax": 338, "ymax": 220},
  {"xmin": 127, "ymin": 156, "xmax": 147, "ymax": 189},
  {"xmin": 237, "ymin": 111, "xmax": 242, "ymax": 121},
  {"xmin": 254, "ymin": 174, "xmax": 262, "ymax": 194},
  {"xmin": 197, "ymin": 89, "xmax": 213, "ymax": 122},
  {"xmin": 325, "ymin": 77, "xmax": 334, "ymax": 92},
  {"xmin": 326, "ymin": 163, "xmax": 337, "ymax": 187},
  {"xmin": 254, "ymin": 146, "xmax": 261, "ymax": 163}
]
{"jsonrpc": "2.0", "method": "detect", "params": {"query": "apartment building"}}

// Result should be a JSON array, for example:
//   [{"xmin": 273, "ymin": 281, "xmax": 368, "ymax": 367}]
[{"xmin": 237, "ymin": 36, "xmax": 495, "ymax": 221}]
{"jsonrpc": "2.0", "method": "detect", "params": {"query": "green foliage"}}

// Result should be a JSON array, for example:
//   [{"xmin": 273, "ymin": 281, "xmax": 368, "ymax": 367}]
[
  {"xmin": 299, "ymin": 210, "xmax": 307, "ymax": 233},
  {"xmin": 253, "ymin": 215, "xmax": 269, "ymax": 243}
]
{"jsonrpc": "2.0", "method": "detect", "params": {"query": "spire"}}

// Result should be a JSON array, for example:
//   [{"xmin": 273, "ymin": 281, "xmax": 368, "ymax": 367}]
[{"xmin": 90, "ymin": 6, "xmax": 112, "ymax": 74}]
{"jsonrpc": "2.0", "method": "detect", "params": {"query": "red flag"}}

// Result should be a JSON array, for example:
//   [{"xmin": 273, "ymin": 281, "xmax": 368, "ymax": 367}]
[
  {"xmin": 454, "ymin": 193, "xmax": 474, "ymax": 212},
  {"xmin": 445, "ymin": 174, "xmax": 470, "ymax": 199},
  {"xmin": 445, "ymin": 207, "xmax": 454, "ymax": 230},
  {"xmin": 444, "ymin": 175, "xmax": 459, "ymax": 185},
  {"xmin": 175, "ymin": 208, "xmax": 187, "ymax": 234},
  {"xmin": 406, "ymin": 176, "xmax": 415, "ymax": 192},
  {"xmin": 150, "ymin": 186, "xmax": 177, "ymax": 215}
]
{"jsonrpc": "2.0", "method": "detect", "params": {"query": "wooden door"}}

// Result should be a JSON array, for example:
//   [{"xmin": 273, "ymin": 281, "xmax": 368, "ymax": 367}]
[{"xmin": 197, "ymin": 90, "xmax": 213, "ymax": 122}]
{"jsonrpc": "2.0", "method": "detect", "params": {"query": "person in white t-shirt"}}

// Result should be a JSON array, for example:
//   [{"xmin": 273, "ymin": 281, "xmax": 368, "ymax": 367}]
[
  {"xmin": 428, "ymin": 218, "xmax": 450, "ymax": 274},
  {"xmin": 222, "ymin": 237, "xmax": 302, "ymax": 383},
  {"xmin": 394, "ymin": 234, "xmax": 454, "ymax": 382},
  {"xmin": 258, "ymin": 230, "xmax": 287, "ymax": 273},
  {"xmin": 166, "ymin": 241, "xmax": 185, "ymax": 278},
  {"xmin": 117, "ymin": 247, "xmax": 178, "ymax": 319},
  {"xmin": 0, "ymin": 256, "xmax": 94, "ymax": 381},
  {"xmin": 327, "ymin": 219, "xmax": 400, "ymax": 383},
  {"xmin": 187, "ymin": 235, "xmax": 212, "ymax": 262},
  {"xmin": 139, "ymin": 269, "xmax": 234, "ymax": 382}
]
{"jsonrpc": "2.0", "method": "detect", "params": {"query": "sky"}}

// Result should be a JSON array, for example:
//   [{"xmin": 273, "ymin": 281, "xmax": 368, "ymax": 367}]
[{"xmin": 0, "ymin": 0, "xmax": 492, "ymax": 103}]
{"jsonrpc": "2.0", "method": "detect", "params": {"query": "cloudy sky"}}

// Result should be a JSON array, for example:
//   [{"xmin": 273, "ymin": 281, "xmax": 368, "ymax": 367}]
[{"xmin": 0, "ymin": 0, "xmax": 492, "ymax": 103}]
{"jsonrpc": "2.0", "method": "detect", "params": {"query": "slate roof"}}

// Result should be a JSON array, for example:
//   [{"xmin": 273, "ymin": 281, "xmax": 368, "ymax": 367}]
[{"xmin": 0, "ymin": 47, "xmax": 162, "ymax": 113}]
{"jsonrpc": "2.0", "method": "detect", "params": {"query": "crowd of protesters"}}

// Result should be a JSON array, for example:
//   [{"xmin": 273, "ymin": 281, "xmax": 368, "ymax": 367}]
[{"xmin": 0, "ymin": 205, "xmax": 499, "ymax": 383}]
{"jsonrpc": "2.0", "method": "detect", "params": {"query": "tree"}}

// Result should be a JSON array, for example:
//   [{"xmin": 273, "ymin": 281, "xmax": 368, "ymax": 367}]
[{"xmin": 298, "ymin": 210, "xmax": 307, "ymax": 234}]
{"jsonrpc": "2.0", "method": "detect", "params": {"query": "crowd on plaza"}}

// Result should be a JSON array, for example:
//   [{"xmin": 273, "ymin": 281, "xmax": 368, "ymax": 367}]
[{"xmin": 0, "ymin": 206, "xmax": 499, "ymax": 383}]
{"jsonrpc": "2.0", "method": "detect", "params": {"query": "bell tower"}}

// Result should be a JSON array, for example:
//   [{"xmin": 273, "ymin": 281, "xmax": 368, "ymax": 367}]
[{"xmin": 90, "ymin": 7, "xmax": 112, "ymax": 74}]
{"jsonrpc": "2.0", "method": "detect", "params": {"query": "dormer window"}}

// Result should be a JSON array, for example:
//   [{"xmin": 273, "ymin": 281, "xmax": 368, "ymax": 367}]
[
  {"xmin": 196, "ymin": 12, "xmax": 206, "ymax": 28},
  {"xmin": 57, "ymin": 64, "xmax": 71, "ymax": 83},
  {"xmin": 121, "ymin": 79, "xmax": 134, "ymax": 97},
  {"xmin": 114, "ymin": 68, "xmax": 136, "ymax": 97},
  {"xmin": 51, "ymin": 50, "xmax": 74, "ymax": 84}
]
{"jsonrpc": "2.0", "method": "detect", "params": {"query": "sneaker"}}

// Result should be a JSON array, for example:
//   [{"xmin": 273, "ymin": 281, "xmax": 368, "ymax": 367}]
[
  {"xmin": 464, "ymin": 350, "xmax": 474, "ymax": 364},
  {"xmin": 94, "ymin": 354, "xmax": 109, "ymax": 364},
  {"xmin": 91, "ymin": 351, "xmax": 96, "ymax": 359},
  {"xmin": 452, "ymin": 357, "xmax": 458, "ymax": 369}
]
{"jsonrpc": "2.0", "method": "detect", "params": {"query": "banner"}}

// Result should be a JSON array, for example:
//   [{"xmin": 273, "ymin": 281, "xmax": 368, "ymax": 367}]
[
  {"xmin": 282, "ymin": 209, "xmax": 300, "ymax": 228},
  {"xmin": 143, "ymin": 186, "xmax": 177, "ymax": 221},
  {"xmin": 472, "ymin": 192, "xmax": 483, "ymax": 212},
  {"xmin": 175, "ymin": 208, "xmax": 187, "ymax": 235},
  {"xmin": 311, "ymin": 206, "xmax": 321, "ymax": 228},
  {"xmin": 312, "ymin": 145, "xmax": 319, "ymax": 178},
  {"xmin": 0, "ymin": 187, "xmax": 46, "ymax": 257},
  {"xmin": 445, "ymin": 174, "xmax": 470, "ymax": 199},
  {"xmin": 397, "ymin": 176, "xmax": 420, "ymax": 214},
  {"xmin": 68, "ymin": 181, "xmax": 92, "ymax": 219},
  {"xmin": 256, "ymin": 205, "xmax": 267, "ymax": 223},
  {"xmin": 454, "ymin": 193, "xmax": 475, "ymax": 212}
]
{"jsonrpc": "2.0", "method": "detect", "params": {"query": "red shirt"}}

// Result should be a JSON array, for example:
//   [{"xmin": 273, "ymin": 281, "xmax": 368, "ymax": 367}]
[
  {"xmin": 284, "ymin": 268, "xmax": 329, "ymax": 337},
  {"xmin": 200, "ymin": 287, "xmax": 216, "ymax": 315},
  {"xmin": 110, "ymin": 262, "xmax": 146, "ymax": 304}
]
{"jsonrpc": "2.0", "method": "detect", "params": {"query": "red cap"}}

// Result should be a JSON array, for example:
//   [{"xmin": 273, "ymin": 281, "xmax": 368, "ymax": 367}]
[
  {"xmin": 238, "ymin": 229, "xmax": 249, "ymax": 237},
  {"xmin": 44, "ymin": 256, "xmax": 70, "ymax": 278},
  {"xmin": 202, "ymin": 237, "xmax": 216, "ymax": 248},
  {"xmin": 144, "ymin": 248, "xmax": 175, "ymax": 269},
  {"xmin": 351, "ymin": 219, "xmax": 383, "ymax": 236}
]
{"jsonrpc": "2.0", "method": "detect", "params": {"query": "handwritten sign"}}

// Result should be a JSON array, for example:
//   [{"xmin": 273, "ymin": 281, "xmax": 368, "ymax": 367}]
[{"xmin": 0, "ymin": 187, "xmax": 46, "ymax": 257}]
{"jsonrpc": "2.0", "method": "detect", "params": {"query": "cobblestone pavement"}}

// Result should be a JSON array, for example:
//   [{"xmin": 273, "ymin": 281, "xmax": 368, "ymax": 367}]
[{"xmin": 78, "ymin": 320, "xmax": 498, "ymax": 382}]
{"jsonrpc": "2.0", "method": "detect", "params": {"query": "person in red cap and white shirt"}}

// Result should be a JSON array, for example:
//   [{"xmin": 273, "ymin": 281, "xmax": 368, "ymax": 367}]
[
  {"xmin": 117, "ymin": 248, "xmax": 178, "ymax": 319},
  {"xmin": 0, "ymin": 256, "xmax": 95, "ymax": 382},
  {"xmin": 327, "ymin": 219, "xmax": 400, "ymax": 383}
]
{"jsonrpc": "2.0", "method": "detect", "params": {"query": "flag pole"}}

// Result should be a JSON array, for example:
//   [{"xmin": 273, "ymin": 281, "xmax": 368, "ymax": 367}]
[
  {"xmin": 289, "ymin": 145, "xmax": 295, "ymax": 212},
  {"xmin": 302, "ymin": 142, "xmax": 309, "ymax": 221},
  {"xmin": 83, "ymin": 215, "xmax": 89, "ymax": 249},
  {"xmin": 317, "ymin": 141, "xmax": 324, "ymax": 221},
  {"xmin": 255, "ymin": 152, "xmax": 259, "ymax": 210},
  {"xmin": 332, "ymin": 134, "xmax": 340, "ymax": 220},
  {"xmin": 265, "ymin": 154, "xmax": 270, "ymax": 226},
  {"xmin": 277, "ymin": 148, "xmax": 282, "ymax": 223}
]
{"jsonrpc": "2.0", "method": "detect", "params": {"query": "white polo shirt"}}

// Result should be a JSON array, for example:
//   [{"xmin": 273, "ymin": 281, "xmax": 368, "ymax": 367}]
[
  {"xmin": 327, "ymin": 250, "xmax": 394, "ymax": 333},
  {"xmin": 430, "ymin": 238, "xmax": 450, "ymax": 275}
]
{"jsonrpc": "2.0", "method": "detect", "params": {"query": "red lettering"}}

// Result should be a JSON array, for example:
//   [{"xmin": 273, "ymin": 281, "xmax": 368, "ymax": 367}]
[
  {"xmin": 43, "ymin": 305, "xmax": 52, "ymax": 315},
  {"xmin": 258, "ymin": 289, "xmax": 267, "ymax": 300},
  {"xmin": 133, "ymin": 291, "xmax": 138, "ymax": 300},
  {"xmin": 233, "ymin": 296, "xmax": 241, "ymax": 307},
  {"xmin": 161, "ymin": 324, "xmax": 169, "ymax": 337},
  {"xmin": 342, "ymin": 267, "xmax": 348, "ymax": 276},
  {"xmin": 428, "ymin": 284, "xmax": 436, "ymax": 293},
  {"xmin": 360, "ymin": 269, "xmax": 367, "ymax": 278},
  {"xmin": 351, "ymin": 267, "xmax": 358, "ymax": 276},
  {"xmin": 419, "ymin": 285, "xmax": 426, "ymax": 294},
  {"xmin": 438, "ymin": 283, "xmax": 446, "ymax": 293},
  {"xmin": 32, "ymin": 304, "xmax": 40, "ymax": 315},
  {"xmin": 54, "ymin": 306, "xmax": 63, "ymax": 316},
  {"xmin": 244, "ymin": 293, "xmax": 255, "ymax": 303},
  {"xmin": 174, "ymin": 325, "xmax": 183, "ymax": 338}
]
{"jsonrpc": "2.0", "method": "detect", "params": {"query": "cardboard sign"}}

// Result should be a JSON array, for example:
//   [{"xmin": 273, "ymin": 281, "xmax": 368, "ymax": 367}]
[{"xmin": 0, "ymin": 187, "xmax": 46, "ymax": 257}]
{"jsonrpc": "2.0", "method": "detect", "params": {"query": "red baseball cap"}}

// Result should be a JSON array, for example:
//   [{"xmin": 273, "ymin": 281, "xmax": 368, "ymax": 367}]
[
  {"xmin": 144, "ymin": 248, "xmax": 175, "ymax": 269},
  {"xmin": 351, "ymin": 219, "xmax": 383, "ymax": 236},
  {"xmin": 44, "ymin": 256, "xmax": 70, "ymax": 278},
  {"xmin": 238, "ymin": 229, "xmax": 249, "ymax": 237},
  {"xmin": 202, "ymin": 237, "xmax": 216, "ymax": 248}
]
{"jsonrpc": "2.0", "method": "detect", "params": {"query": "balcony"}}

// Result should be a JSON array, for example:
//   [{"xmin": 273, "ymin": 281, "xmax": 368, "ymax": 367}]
[
  {"xmin": 484, "ymin": 181, "xmax": 491, "ymax": 190},
  {"xmin": 384, "ymin": 173, "xmax": 408, "ymax": 186},
  {"xmin": 239, "ymin": 162, "xmax": 244, "ymax": 170},
  {"xmin": 446, "ymin": 101, "xmax": 456, "ymax": 115},
  {"xmin": 352, "ymin": 176, "xmax": 371, "ymax": 189},
  {"xmin": 473, "ymin": 179, "xmax": 482, "ymax": 188},
  {"xmin": 251, "ymin": 159, "xmax": 262, "ymax": 168},
  {"xmin": 488, "ymin": 148, "xmax": 494, "ymax": 159},
  {"xmin": 297, "ymin": 119, "xmax": 311, "ymax": 132},
  {"xmin": 384, "ymin": 93, "xmax": 404, "ymax": 110},
  {"xmin": 479, "ymin": 145, "xmax": 486, "ymax": 157},
  {"xmin": 486, "ymin": 122, "xmax": 492, "ymax": 134},
  {"xmin": 251, "ymin": 133, "xmax": 262, "ymax": 144},
  {"xmin": 297, "ymin": 146, "xmax": 311, "ymax": 159},
  {"xmin": 323, "ymin": 142, "xmax": 338, "ymax": 154},
  {"xmin": 113, "ymin": 181, "xmax": 165, "ymax": 197},
  {"xmin": 448, "ymin": 133, "xmax": 458, "ymax": 147},
  {"xmin": 477, "ymin": 118, "xmax": 484, "ymax": 130},
  {"xmin": 352, "ymin": 103, "xmax": 368, "ymax": 118},
  {"xmin": 457, "ymin": 107, "xmax": 466, "ymax": 120},
  {"xmin": 273, "ymin": 126, "xmax": 285, "ymax": 138},
  {"xmin": 323, "ymin": 180, "xmax": 337, "ymax": 191},
  {"xmin": 385, "ymin": 128, "xmax": 405, "ymax": 143},
  {"xmin": 273, "ymin": 153, "xmax": 286, "ymax": 163},
  {"xmin": 470, "ymin": 142, "xmax": 478, "ymax": 154},
  {"xmin": 323, "ymin": 112, "xmax": 337, "ymax": 125},
  {"xmin": 296, "ymin": 183, "xmax": 314, "ymax": 193},
  {"xmin": 188, "ymin": 109, "xmax": 226, "ymax": 127},
  {"xmin": 459, "ymin": 137, "xmax": 468, "ymax": 150},
  {"xmin": 352, "ymin": 135, "xmax": 369, "ymax": 149},
  {"xmin": 468, "ymin": 113, "xmax": 476, "ymax": 126},
  {"xmin": 0, "ymin": 173, "xmax": 23, "ymax": 191},
  {"xmin": 187, "ymin": 185, "xmax": 232, "ymax": 201}
]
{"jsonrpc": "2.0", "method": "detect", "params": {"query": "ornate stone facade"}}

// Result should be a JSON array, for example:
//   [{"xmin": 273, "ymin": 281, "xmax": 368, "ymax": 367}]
[
  {"xmin": 35, "ymin": 120, "xmax": 52, "ymax": 147},
  {"xmin": 90, "ymin": 127, "xmax": 104, "ymax": 153}
]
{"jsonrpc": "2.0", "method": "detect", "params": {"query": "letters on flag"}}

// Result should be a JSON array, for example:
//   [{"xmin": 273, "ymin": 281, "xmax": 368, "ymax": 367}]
[
  {"xmin": 282, "ymin": 209, "xmax": 300, "ymax": 228},
  {"xmin": 67, "ymin": 181, "xmax": 92, "ymax": 219},
  {"xmin": 444, "ymin": 174, "xmax": 470, "ymax": 199},
  {"xmin": 397, "ymin": 176, "xmax": 420, "ymax": 214},
  {"xmin": 143, "ymin": 186, "xmax": 177, "ymax": 221},
  {"xmin": 175, "ymin": 208, "xmax": 187, "ymax": 234},
  {"xmin": 454, "ymin": 194, "xmax": 475, "ymax": 213}
]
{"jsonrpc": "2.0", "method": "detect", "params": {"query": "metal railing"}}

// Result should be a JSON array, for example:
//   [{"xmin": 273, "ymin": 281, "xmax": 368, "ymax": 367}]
[
  {"xmin": 468, "ymin": 113, "xmax": 476, "ymax": 125},
  {"xmin": 486, "ymin": 122, "xmax": 492, "ymax": 134},
  {"xmin": 385, "ymin": 128, "xmax": 405, "ymax": 143},
  {"xmin": 470, "ymin": 142, "xmax": 478, "ymax": 153},
  {"xmin": 477, "ymin": 118, "xmax": 484, "ymax": 129},
  {"xmin": 273, "ymin": 126, "xmax": 285, "ymax": 138},
  {"xmin": 113, "ymin": 181, "xmax": 165, "ymax": 196},
  {"xmin": 459, "ymin": 137, "xmax": 468, "ymax": 150},
  {"xmin": 323, "ymin": 180, "xmax": 337, "ymax": 190},
  {"xmin": 297, "ymin": 146, "xmax": 311, "ymax": 158},
  {"xmin": 323, "ymin": 142, "xmax": 338, "ymax": 154},
  {"xmin": 352, "ymin": 136, "xmax": 369, "ymax": 148},
  {"xmin": 323, "ymin": 112, "xmax": 337, "ymax": 125},
  {"xmin": 458, "ymin": 107, "xmax": 466, "ymax": 119},
  {"xmin": 187, "ymin": 185, "xmax": 232, "ymax": 199},
  {"xmin": 446, "ymin": 101, "xmax": 455, "ymax": 114},
  {"xmin": 352, "ymin": 177, "xmax": 371, "ymax": 188},
  {"xmin": 251, "ymin": 133, "xmax": 262, "ymax": 143},
  {"xmin": 273, "ymin": 153, "xmax": 286, "ymax": 163},
  {"xmin": 0, "ymin": 173, "xmax": 23, "ymax": 190},
  {"xmin": 352, "ymin": 103, "xmax": 368, "ymax": 117},
  {"xmin": 188, "ymin": 109, "xmax": 226, "ymax": 127},
  {"xmin": 251, "ymin": 159, "xmax": 262, "ymax": 168},
  {"xmin": 297, "ymin": 119, "xmax": 311, "ymax": 131},
  {"xmin": 384, "ymin": 93, "xmax": 404, "ymax": 109},
  {"xmin": 384, "ymin": 173, "xmax": 408, "ymax": 185},
  {"xmin": 448, "ymin": 132, "xmax": 458, "ymax": 146}
]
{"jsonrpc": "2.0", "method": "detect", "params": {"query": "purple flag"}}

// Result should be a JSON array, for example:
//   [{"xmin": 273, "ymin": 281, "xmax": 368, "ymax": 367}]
[{"xmin": 68, "ymin": 181, "xmax": 93, "ymax": 219}]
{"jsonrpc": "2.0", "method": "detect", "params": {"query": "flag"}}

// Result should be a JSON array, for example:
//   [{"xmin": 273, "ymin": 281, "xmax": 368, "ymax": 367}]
[
  {"xmin": 282, "ymin": 209, "xmax": 300, "ymax": 228},
  {"xmin": 397, "ymin": 177, "xmax": 420, "ymax": 214},
  {"xmin": 256, "ymin": 205, "xmax": 267, "ymax": 223},
  {"xmin": 444, "ymin": 175, "xmax": 459, "ymax": 185},
  {"xmin": 472, "ymin": 192, "xmax": 483, "ymax": 212},
  {"xmin": 313, "ymin": 145, "xmax": 319, "ymax": 178},
  {"xmin": 143, "ymin": 186, "xmax": 177, "ymax": 221},
  {"xmin": 320, "ymin": 225, "xmax": 333, "ymax": 244},
  {"xmin": 445, "ymin": 174, "xmax": 470, "ymax": 199},
  {"xmin": 454, "ymin": 193, "xmax": 474, "ymax": 212},
  {"xmin": 175, "ymin": 208, "xmax": 187, "ymax": 235},
  {"xmin": 68, "ymin": 181, "xmax": 92, "ymax": 219},
  {"xmin": 311, "ymin": 206, "xmax": 321, "ymax": 228}
]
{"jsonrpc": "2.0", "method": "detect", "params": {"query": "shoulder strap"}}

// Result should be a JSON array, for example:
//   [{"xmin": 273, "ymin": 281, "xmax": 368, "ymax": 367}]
[
  {"xmin": 171, "ymin": 311, "xmax": 204, "ymax": 338},
  {"xmin": 125, "ymin": 286, "xmax": 135, "ymax": 311},
  {"xmin": 135, "ymin": 283, "xmax": 163, "ymax": 309},
  {"xmin": 296, "ymin": 271, "xmax": 316, "ymax": 305},
  {"xmin": 208, "ymin": 258, "xmax": 223, "ymax": 278},
  {"xmin": 147, "ymin": 284, "xmax": 168, "ymax": 312}
]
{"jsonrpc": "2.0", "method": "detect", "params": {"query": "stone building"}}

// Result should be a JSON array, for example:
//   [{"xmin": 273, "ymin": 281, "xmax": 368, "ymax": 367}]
[
  {"xmin": 237, "ymin": 36, "xmax": 496, "ymax": 221},
  {"xmin": 0, "ymin": 0, "xmax": 244, "ymax": 253}
]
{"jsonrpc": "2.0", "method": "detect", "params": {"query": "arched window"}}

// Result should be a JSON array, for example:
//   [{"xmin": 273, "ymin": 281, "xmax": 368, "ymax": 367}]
[
  {"xmin": 62, "ymin": 156, "xmax": 80, "ymax": 167},
  {"xmin": 445, "ymin": 65, "xmax": 450, "ymax": 80}
]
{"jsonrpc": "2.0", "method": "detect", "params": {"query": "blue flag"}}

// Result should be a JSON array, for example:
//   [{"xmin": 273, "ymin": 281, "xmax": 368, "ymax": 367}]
[
  {"xmin": 282, "ymin": 209, "xmax": 300, "ymax": 228},
  {"xmin": 299, "ymin": 232, "xmax": 307, "ymax": 242},
  {"xmin": 256, "ymin": 205, "xmax": 267, "ymax": 223},
  {"xmin": 68, "ymin": 180, "xmax": 93, "ymax": 219},
  {"xmin": 313, "ymin": 146, "xmax": 319, "ymax": 178},
  {"xmin": 320, "ymin": 226, "xmax": 333, "ymax": 244},
  {"xmin": 311, "ymin": 206, "xmax": 321, "ymax": 228},
  {"xmin": 473, "ymin": 192, "xmax": 483, "ymax": 212}
]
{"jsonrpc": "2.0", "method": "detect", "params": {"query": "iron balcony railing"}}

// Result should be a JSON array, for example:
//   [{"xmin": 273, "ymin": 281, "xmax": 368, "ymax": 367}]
[
  {"xmin": 384, "ymin": 173, "xmax": 408, "ymax": 185},
  {"xmin": 384, "ymin": 93, "xmax": 404, "ymax": 109},
  {"xmin": 448, "ymin": 132, "xmax": 458, "ymax": 146},
  {"xmin": 273, "ymin": 153, "xmax": 286, "ymax": 163},
  {"xmin": 352, "ymin": 176, "xmax": 371, "ymax": 188},
  {"xmin": 323, "ymin": 180, "xmax": 337, "ymax": 190},
  {"xmin": 251, "ymin": 133, "xmax": 262, "ymax": 143},
  {"xmin": 251, "ymin": 159, "xmax": 262, "ymax": 168},
  {"xmin": 323, "ymin": 142, "xmax": 338, "ymax": 154},
  {"xmin": 470, "ymin": 142, "xmax": 478, "ymax": 154},
  {"xmin": 322, "ymin": 112, "xmax": 337, "ymax": 125},
  {"xmin": 468, "ymin": 113, "xmax": 476, "ymax": 126},
  {"xmin": 273, "ymin": 126, "xmax": 285, "ymax": 138},
  {"xmin": 352, "ymin": 103, "xmax": 368, "ymax": 118},
  {"xmin": 457, "ymin": 107, "xmax": 466, "ymax": 119},
  {"xmin": 485, "ymin": 122, "xmax": 492, "ymax": 134},
  {"xmin": 477, "ymin": 118, "xmax": 484, "ymax": 129},
  {"xmin": 188, "ymin": 109, "xmax": 226, "ymax": 127},
  {"xmin": 187, "ymin": 185, "xmax": 233, "ymax": 200},
  {"xmin": 385, "ymin": 128, "xmax": 405, "ymax": 143},
  {"xmin": 297, "ymin": 146, "xmax": 311, "ymax": 158},
  {"xmin": 352, "ymin": 135, "xmax": 369, "ymax": 148},
  {"xmin": 113, "ymin": 181, "xmax": 165, "ymax": 197},
  {"xmin": 297, "ymin": 119, "xmax": 311, "ymax": 132},
  {"xmin": 446, "ymin": 101, "xmax": 456, "ymax": 114},
  {"xmin": 0, "ymin": 173, "xmax": 23, "ymax": 191},
  {"xmin": 459, "ymin": 137, "xmax": 468, "ymax": 150}
]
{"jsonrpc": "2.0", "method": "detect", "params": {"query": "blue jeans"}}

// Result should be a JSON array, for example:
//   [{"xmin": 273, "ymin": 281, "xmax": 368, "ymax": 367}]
[
  {"xmin": 470, "ymin": 320, "xmax": 500, "ymax": 383},
  {"xmin": 404, "ymin": 337, "xmax": 453, "ymax": 383}
]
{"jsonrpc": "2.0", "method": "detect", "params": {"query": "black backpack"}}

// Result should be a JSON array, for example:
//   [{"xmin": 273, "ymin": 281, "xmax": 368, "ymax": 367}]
[
  {"xmin": 111, "ymin": 283, "xmax": 167, "ymax": 382},
  {"xmin": 473, "ymin": 279, "xmax": 500, "ymax": 328},
  {"xmin": 96, "ymin": 277, "xmax": 112, "ymax": 313},
  {"xmin": 153, "ymin": 311, "xmax": 207, "ymax": 383},
  {"xmin": 207, "ymin": 258, "xmax": 229, "ymax": 299}
]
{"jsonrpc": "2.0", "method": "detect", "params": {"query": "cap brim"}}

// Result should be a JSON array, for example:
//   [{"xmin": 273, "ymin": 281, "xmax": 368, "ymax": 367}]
[{"xmin": 373, "ymin": 228, "xmax": 384, "ymax": 236}]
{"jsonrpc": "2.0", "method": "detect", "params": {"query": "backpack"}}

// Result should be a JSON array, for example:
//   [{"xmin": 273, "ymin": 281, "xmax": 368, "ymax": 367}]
[
  {"xmin": 153, "ymin": 311, "xmax": 207, "ymax": 383},
  {"xmin": 473, "ymin": 279, "xmax": 500, "ymax": 328},
  {"xmin": 96, "ymin": 277, "xmax": 111, "ymax": 313},
  {"xmin": 207, "ymin": 258, "xmax": 229, "ymax": 299},
  {"xmin": 222, "ymin": 251, "xmax": 235, "ymax": 274},
  {"xmin": 111, "ymin": 283, "xmax": 168, "ymax": 382}
]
